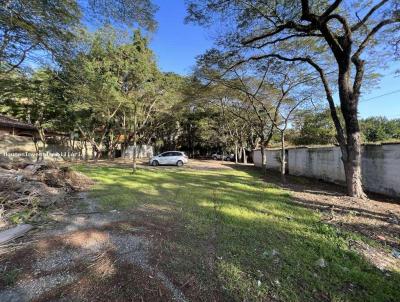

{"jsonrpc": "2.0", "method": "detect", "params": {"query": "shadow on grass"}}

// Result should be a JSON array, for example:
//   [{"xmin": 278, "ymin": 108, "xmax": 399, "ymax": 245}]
[
  {"xmin": 75, "ymin": 164, "xmax": 400, "ymax": 302},
  {"xmin": 225, "ymin": 164, "xmax": 400, "ymax": 246}
]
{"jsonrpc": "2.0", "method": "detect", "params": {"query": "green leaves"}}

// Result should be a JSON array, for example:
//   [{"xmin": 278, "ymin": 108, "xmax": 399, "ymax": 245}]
[
  {"xmin": 0, "ymin": 1, "xmax": 158, "ymax": 73},
  {"xmin": 360, "ymin": 116, "xmax": 400, "ymax": 142},
  {"xmin": 86, "ymin": 0, "xmax": 158, "ymax": 32},
  {"xmin": 0, "ymin": 0, "xmax": 80, "ymax": 72}
]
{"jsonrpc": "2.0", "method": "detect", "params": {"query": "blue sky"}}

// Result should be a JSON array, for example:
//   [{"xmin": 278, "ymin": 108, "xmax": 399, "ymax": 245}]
[
  {"xmin": 150, "ymin": 0, "xmax": 400, "ymax": 119},
  {"xmin": 150, "ymin": 0, "xmax": 213, "ymax": 75}
]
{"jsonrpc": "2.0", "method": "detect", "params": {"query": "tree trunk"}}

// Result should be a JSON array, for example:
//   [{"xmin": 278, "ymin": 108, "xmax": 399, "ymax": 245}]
[
  {"xmin": 37, "ymin": 128, "xmax": 46, "ymax": 162},
  {"xmin": 107, "ymin": 140, "xmax": 116, "ymax": 160},
  {"xmin": 260, "ymin": 145, "xmax": 266, "ymax": 167},
  {"xmin": 132, "ymin": 109, "xmax": 138, "ymax": 172},
  {"xmin": 338, "ymin": 68, "xmax": 366, "ymax": 199},
  {"xmin": 280, "ymin": 132, "xmax": 286, "ymax": 183},
  {"xmin": 33, "ymin": 137, "xmax": 40, "ymax": 162},
  {"xmin": 121, "ymin": 141, "xmax": 127, "ymax": 158},
  {"xmin": 132, "ymin": 137, "xmax": 137, "ymax": 171},
  {"xmin": 340, "ymin": 120, "xmax": 365, "ymax": 198},
  {"xmin": 260, "ymin": 145, "xmax": 266, "ymax": 173},
  {"xmin": 84, "ymin": 141, "xmax": 88, "ymax": 161},
  {"xmin": 95, "ymin": 146, "xmax": 102, "ymax": 160},
  {"xmin": 242, "ymin": 147, "xmax": 247, "ymax": 164},
  {"xmin": 234, "ymin": 142, "xmax": 238, "ymax": 164}
]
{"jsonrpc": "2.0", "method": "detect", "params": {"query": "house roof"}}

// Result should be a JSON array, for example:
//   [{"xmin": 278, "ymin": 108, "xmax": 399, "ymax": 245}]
[{"xmin": 0, "ymin": 114, "xmax": 37, "ymax": 131}]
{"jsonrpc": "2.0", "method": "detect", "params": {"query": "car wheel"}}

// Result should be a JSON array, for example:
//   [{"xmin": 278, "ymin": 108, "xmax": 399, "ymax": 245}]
[
  {"xmin": 212, "ymin": 156, "xmax": 217, "ymax": 160},
  {"xmin": 152, "ymin": 160, "xmax": 159, "ymax": 166},
  {"xmin": 225, "ymin": 157, "xmax": 230, "ymax": 161},
  {"xmin": 176, "ymin": 160, "xmax": 183, "ymax": 167}
]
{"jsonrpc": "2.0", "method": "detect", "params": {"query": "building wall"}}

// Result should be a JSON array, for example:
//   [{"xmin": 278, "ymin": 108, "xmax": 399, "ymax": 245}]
[
  {"xmin": 0, "ymin": 134, "xmax": 92, "ymax": 159},
  {"xmin": 0, "ymin": 135, "xmax": 38, "ymax": 153},
  {"xmin": 253, "ymin": 143, "xmax": 400, "ymax": 197}
]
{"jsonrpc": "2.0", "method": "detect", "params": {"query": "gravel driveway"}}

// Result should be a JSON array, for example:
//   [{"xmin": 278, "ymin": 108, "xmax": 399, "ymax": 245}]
[{"xmin": 0, "ymin": 192, "xmax": 187, "ymax": 302}]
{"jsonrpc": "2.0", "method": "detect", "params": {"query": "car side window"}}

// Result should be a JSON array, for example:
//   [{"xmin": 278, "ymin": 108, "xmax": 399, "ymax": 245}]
[
  {"xmin": 163, "ymin": 152, "xmax": 172, "ymax": 157},
  {"xmin": 172, "ymin": 152, "xmax": 181, "ymax": 156}
]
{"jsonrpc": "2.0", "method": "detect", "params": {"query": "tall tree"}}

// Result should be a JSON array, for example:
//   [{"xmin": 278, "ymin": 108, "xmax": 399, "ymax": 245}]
[
  {"xmin": 187, "ymin": 0, "xmax": 400, "ymax": 198},
  {"xmin": 115, "ymin": 30, "xmax": 163, "ymax": 170},
  {"xmin": 66, "ymin": 29, "xmax": 124, "ymax": 159}
]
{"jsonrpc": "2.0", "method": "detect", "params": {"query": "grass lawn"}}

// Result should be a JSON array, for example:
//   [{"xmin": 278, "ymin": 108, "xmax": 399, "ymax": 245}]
[{"xmin": 76, "ymin": 164, "xmax": 400, "ymax": 302}]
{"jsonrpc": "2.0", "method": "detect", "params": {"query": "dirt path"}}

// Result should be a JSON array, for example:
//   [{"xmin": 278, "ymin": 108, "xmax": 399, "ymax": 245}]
[{"xmin": 0, "ymin": 193, "xmax": 187, "ymax": 302}]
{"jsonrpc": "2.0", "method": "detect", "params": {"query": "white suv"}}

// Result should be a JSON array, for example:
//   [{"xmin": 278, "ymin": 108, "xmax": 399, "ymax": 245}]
[{"xmin": 149, "ymin": 151, "xmax": 188, "ymax": 167}]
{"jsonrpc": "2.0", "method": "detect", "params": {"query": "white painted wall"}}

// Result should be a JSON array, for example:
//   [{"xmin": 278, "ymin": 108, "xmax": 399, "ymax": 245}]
[
  {"xmin": 267, "ymin": 150, "xmax": 281, "ymax": 170},
  {"xmin": 253, "ymin": 143, "xmax": 400, "ymax": 197},
  {"xmin": 361, "ymin": 144, "xmax": 400, "ymax": 197},
  {"xmin": 253, "ymin": 149, "xmax": 263, "ymax": 167},
  {"xmin": 288, "ymin": 147, "xmax": 345, "ymax": 184},
  {"xmin": 253, "ymin": 149, "xmax": 281, "ymax": 169}
]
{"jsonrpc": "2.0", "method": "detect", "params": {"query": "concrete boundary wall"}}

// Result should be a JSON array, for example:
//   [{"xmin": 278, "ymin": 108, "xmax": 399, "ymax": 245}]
[
  {"xmin": 253, "ymin": 143, "xmax": 400, "ymax": 198},
  {"xmin": 253, "ymin": 149, "xmax": 281, "ymax": 170}
]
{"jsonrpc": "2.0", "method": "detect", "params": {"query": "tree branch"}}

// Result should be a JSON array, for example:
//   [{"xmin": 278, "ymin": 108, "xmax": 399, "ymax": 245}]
[
  {"xmin": 4, "ymin": 43, "xmax": 37, "ymax": 73},
  {"xmin": 321, "ymin": 0, "xmax": 343, "ymax": 18},
  {"xmin": 300, "ymin": 0, "xmax": 311, "ymax": 20},
  {"xmin": 351, "ymin": 0, "xmax": 389, "ymax": 31},
  {"xmin": 354, "ymin": 18, "xmax": 400, "ymax": 59},
  {"xmin": 241, "ymin": 21, "xmax": 317, "ymax": 46},
  {"xmin": 240, "ymin": 53, "xmax": 346, "ymax": 147}
]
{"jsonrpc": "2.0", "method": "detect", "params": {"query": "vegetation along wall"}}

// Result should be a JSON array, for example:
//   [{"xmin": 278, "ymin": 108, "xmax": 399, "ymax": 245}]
[{"xmin": 253, "ymin": 143, "xmax": 400, "ymax": 198}]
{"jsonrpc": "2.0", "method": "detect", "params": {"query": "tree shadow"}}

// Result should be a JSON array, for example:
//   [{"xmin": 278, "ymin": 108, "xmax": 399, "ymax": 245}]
[{"xmin": 223, "ymin": 164, "xmax": 400, "ymax": 248}]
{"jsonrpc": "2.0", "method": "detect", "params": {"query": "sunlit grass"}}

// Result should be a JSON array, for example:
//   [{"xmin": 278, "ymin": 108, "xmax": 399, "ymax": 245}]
[{"xmin": 75, "ymin": 164, "xmax": 400, "ymax": 302}]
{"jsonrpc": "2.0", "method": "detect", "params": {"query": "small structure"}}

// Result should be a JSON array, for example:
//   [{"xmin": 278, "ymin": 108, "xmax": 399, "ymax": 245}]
[
  {"xmin": 0, "ymin": 115, "xmax": 70, "ymax": 157},
  {"xmin": 0, "ymin": 114, "xmax": 38, "ymax": 137}
]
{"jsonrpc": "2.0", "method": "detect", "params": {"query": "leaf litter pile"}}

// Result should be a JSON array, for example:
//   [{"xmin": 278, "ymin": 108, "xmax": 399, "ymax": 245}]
[{"xmin": 0, "ymin": 156, "xmax": 93, "ymax": 227}]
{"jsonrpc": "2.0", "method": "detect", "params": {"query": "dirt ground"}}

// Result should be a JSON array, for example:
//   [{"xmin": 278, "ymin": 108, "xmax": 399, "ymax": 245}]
[
  {"xmin": 0, "ymin": 191, "xmax": 187, "ymax": 302},
  {"xmin": 79, "ymin": 158, "xmax": 244, "ymax": 170},
  {"xmin": 0, "ymin": 160, "xmax": 399, "ymax": 301}
]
